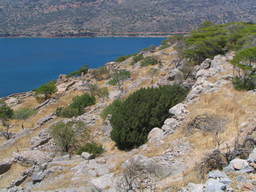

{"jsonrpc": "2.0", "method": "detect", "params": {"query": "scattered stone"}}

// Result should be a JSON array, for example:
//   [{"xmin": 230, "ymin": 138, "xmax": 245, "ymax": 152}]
[
  {"xmin": 0, "ymin": 160, "xmax": 12, "ymax": 175},
  {"xmin": 36, "ymin": 114, "xmax": 55, "ymax": 127},
  {"xmin": 248, "ymin": 148, "xmax": 256, "ymax": 163},
  {"xmin": 208, "ymin": 170, "xmax": 232, "ymax": 185},
  {"xmin": 180, "ymin": 183, "xmax": 205, "ymax": 192},
  {"xmin": 81, "ymin": 152, "xmax": 94, "ymax": 160},
  {"xmin": 13, "ymin": 150, "xmax": 52, "ymax": 166},
  {"xmin": 31, "ymin": 129, "xmax": 51, "ymax": 149},
  {"xmin": 169, "ymin": 103, "xmax": 188, "ymax": 120},
  {"xmin": 242, "ymin": 183, "xmax": 255, "ymax": 191},
  {"xmin": 34, "ymin": 99, "xmax": 51, "ymax": 110},
  {"xmin": 5, "ymin": 97, "xmax": 19, "ymax": 107},
  {"xmin": 161, "ymin": 118, "xmax": 179, "ymax": 134},
  {"xmin": 206, "ymin": 178, "xmax": 226, "ymax": 192},
  {"xmin": 91, "ymin": 173, "xmax": 115, "ymax": 190},
  {"xmin": 168, "ymin": 68, "xmax": 184, "ymax": 83},
  {"xmin": 200, "ymin": 58, "xmax": 211, "ymax": 70}
]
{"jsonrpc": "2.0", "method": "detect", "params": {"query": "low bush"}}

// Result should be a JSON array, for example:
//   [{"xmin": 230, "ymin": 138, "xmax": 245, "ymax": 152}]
[
  {"xmin": 199, "ymin": 150, "xmax": 228, "ymax": 179},
  {"xmin": 88, "ymin": 84, "xmax": 109, "ymax": 100},
  {"xmin": 13, "ymin": 108, "xmax": 37, "ymax": 120},
  {"xmin": 100, "ymin": 99, "xmax": 122, "ymax": 120},
  {"xmin": 110, "ymin": 85, "xmax": 188, "ymax": 150},
  {"xmin": 50, "ymin": 121, "xmax": 76, "ymax": 153},
  {"xmin": 67, "ymin": 64, "xmax": 89, "ymax": 77},
  {"xmin": 108, "ymin": 70, "xmax": 131, "ymax": 86},
  {"xmin": 132, "ymin": 54, "xmax": 144, "ymax": 64},
  {"xmin": 76, "ymin": 142, "xmax": 104, "ymax": 157},
  {"xmin": 140, "ymin": 56, "xmax": 158, "ymax": 67},
  {"xmin": 0, "ymin": 102, "xmax": 13, "ymax": 120},
  {"xmin": 56, "ymin": 93, "xmax": 96, "ymax": 118},
  {"xmin": 35, "ymin": 81, "xmax": 57, "ymax": 101},
  {"xmin": 232, "ymin": 77, "xmax": 256, "ymax": 91}
]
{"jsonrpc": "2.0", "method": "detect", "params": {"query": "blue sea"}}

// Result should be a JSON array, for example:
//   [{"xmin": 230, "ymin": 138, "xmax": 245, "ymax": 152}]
[{"xmin": 0, "ymin": 37, "xmax": 164, "ymax": 97}]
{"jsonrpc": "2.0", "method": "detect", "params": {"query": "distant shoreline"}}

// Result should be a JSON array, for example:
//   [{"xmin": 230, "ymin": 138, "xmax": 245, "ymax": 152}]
[{"xmin": 0, "ymin": 32, "xmax": 188, "ymax": 39}]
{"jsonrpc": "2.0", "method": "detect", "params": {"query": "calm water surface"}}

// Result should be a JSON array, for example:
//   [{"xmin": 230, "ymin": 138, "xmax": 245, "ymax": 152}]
[{"xmin": 0, "ymin": 38, "xmax": 164, "ymax": 97}]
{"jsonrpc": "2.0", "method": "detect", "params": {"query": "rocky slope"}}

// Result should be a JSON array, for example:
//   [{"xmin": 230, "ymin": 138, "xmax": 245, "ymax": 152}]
[
  {"xmin": 0, "ymin": 0, "xmax": 255, "ymax": 37},
  {"xmin": 1, "ymin": 43, "xmax": 256, "ymax": 192}
]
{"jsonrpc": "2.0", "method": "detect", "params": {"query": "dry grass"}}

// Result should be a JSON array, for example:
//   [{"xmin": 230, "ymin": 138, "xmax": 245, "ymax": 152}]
[{"xmin": 0, "ymin": 163, "xmax": 28, "ymax": 188}]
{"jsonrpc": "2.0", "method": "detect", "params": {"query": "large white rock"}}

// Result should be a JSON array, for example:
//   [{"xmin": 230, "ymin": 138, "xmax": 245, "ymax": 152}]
[
  {"xmin": 147, "ymin": 128, "xmax": 164, "ymax": 144},
  {"xmin": 206, "ymin": 178, "xmax": 226, "ymax": 192},
  {"xmin": 81, "ymin": 152, "xmax": 94, "ymax": 160},
  {"xmin": 162, "ymin": 118, "xmax": 179, "ymax": 134},
  {"xmin": 13, "ymin": 150, "xmax": 52, "ymax": 166},
  {"xmin": 169, "ymin": 103, "xmax": 188, "ymax": 120},
  {"xmin": 229, "ymin": 158, "xmax": 249, "ymax": 170},
  {"xmin": 91, "ymin": 173, "xmax": 115, "ymax": 190}
]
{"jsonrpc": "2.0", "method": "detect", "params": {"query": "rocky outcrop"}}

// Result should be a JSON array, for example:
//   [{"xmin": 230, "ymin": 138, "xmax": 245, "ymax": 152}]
[
  {"xmin": 0, "ymin": 160, "xmax": 12, "ymax": 175},
  {"xmin": 13, "ymin": 150, "xmax": 53, "ymax": 166},
  {"xmin": 182, "ymin": 146, "xmax": 256, "ymax": 192},
  {"xmin": 31, "ymin": 129, "xmax": 51, "ymax": 149},
  {"xmin": 36, "ymin": 114, "xmax": 56, "ymax": 127}
]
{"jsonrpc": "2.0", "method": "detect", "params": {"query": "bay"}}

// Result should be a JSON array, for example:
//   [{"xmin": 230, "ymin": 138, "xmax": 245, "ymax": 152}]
[{"xmin": 0, "ymin": 37, "xmax": 164, "ymax": 97}]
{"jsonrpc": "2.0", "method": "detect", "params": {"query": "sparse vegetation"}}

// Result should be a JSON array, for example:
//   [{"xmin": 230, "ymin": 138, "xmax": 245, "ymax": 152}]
[
  {"xmin": 110, "ymin": 85, "xmax": 188, "ymax": 150},
  {"xmin": 131, "ymin": 54, "xmax": 144, "ymax": 65},
  {"xmin": 231, "ymin": 47, "xmax": 256, "ymax": 90},
  {"xmin": 56, "ymin": 93, "xmax": 96, "ymax": 118},
  {"xmin": 13, "ymin": 108, "xmax": 37, "ymax": 120},
  {"xmin": 108, "ymin": 70, "xmax": 131, "ymax": 90},
  {"xmin": 35, "ymin": 81, "xmax": 57, "ymax": 101},
  {"xmin": 76, "ymin": 142, "xmax": 104, "ymax": 157},
  {"xmin": 50, "ymin": 121, "xmax": 76, "ymax": 153},
  {"xmin": 140, "ymin": 56, "xmax": 159, "ymax": 67},
  {"xmin": 0, "ymin": 101, "xmax": 13, "ymax": 140},
  {"xmin": 91, "ymin": 66, "xmax": 110, "ymax": 81},
  {"xmin": 67, "ymin": 64, "xmax": 89, "ymax": 77},
  {"xmin": 88, "ymin": 84, "xmax": 109, "ymax": 100}
]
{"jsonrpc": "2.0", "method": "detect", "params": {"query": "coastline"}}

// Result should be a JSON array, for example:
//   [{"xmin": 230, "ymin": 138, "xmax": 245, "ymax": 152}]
[{"xmin": 0, "ymin": 33, "xmax": 188, "ymax": 39}]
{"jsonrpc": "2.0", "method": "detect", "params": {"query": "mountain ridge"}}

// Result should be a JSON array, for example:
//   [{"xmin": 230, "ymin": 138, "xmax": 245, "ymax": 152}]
[{"xmin": 0, "ymin": 0, "xmax": 255, "ymax": 37}]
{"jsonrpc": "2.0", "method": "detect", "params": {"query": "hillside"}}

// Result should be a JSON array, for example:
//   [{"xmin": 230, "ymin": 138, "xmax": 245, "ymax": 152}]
[
  {"xmin": 0, "ymin": 0, "xmax": 256, "ymax": 37},
  {"xmin": 0, "ymin": 22, "xmax": 256, "ymax": 191}
]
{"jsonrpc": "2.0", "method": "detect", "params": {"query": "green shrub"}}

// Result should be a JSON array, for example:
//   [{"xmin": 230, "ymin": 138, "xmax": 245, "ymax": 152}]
[
  {"xmin": 35, "ymin": 81, "xmax": 57, "ymax": 100},
  {"xmin": 76, "ymin": 142, "xmax": 104, "ymax": 157},
  {"xmin": 110, "ymin": 85, "xmax": 188, "ymax": 150},
  {"xmin": 140, "ymin": 56, "xmax": 158, "ymax": 67},
  {"xmin": 56, "ymin": 93, "xmax": 96, "ymax": 118},
  {"xmin": 50, "ymin": 121, "xmax": 76, "ymax": 153},
  {"xmin": 70, "ymin": 94, "xmax": 96, "ymax": 109},
  {"xmin": 232, "ymin": 77, "xmax": 256, "ymax": 91},
  {"xmin": 13, "ymin": 108, "xmax": 37, "ymax": 120},
  {"xmin": 88, "ymin": 84, "xmax": 109, "ymax": 100},
  {"xmin": 100, "ymin": 99, "xmax": 122, "ymax": 120},
  {"xmin": 108, "ymin": 70, "xmax": 131, "ymax": 86},
  {"xmin": 231, "ymin": 47, "xmax": 256, "ymax": 91},
  {"xmin": 56, "ymin": 107, "xmax": 81, "ymax": 118},
  {"xmin": 132, "ymin": 54, "xmax": 144, "ymax": 64},
  {"xmin": 175, "ymin": 22, "xmax": 256, "ymax": 65},
  {"xmin": 67, "ymin": 64, "xmax": 89, "ymax": 77},
  {"xmin": 0, "ymin": 103, "xmax": 13, "ymax": 120}
]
